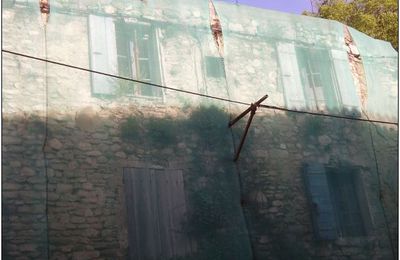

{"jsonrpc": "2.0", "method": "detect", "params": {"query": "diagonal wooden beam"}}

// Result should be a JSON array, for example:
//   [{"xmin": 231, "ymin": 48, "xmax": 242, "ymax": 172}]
[
  {"xmin": 228, "ymin": 94, "xmax": 268, "ymax": 127},
  {"xmin": 229, "ymin": 94, "xmax": 268, "ymax": 162}
]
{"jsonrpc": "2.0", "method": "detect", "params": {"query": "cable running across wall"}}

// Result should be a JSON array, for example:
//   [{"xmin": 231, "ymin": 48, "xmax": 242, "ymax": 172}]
[{"xmin": 2, "ymin": 49, "xmax": 398, "ymax": 126}]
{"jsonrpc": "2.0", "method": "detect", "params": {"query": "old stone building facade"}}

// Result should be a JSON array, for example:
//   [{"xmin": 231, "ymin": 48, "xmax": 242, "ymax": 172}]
[{"xmin": 2, "ymin": 0, "xmax": 398, "ymax": 259}]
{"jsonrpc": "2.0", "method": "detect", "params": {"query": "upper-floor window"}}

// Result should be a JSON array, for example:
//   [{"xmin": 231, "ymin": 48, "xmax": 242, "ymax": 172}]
[
  {"xmin": 296, "ymin": 47, "xmax": 339, "ymax": 111},
  {"xmin": 277, "ymin": 43, "xmax": 360, "ymax": 114},
  {"xmin": 88, "ymin": 15, "xmax": 162, "ymax": 98},
  {"xmin": 115, "ymin": 20, "xmax": 162, "ymax": 97}
]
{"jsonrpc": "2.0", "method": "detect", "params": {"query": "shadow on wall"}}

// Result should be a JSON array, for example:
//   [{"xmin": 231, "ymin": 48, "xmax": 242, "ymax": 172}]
[
  {"xmin": 2, "ymin": 105, "xmax": 398, "ymax": 259},
  {"xmin": 2, "ymin": 106, "xmax": 250, "ymax": 259},
  {"xmin": 120, "ymin": 106, "xmax": 251, "ymax": 259},
  {"xmin": 233, "ymin": 111, "xmax": 398, "ymax": 260}
]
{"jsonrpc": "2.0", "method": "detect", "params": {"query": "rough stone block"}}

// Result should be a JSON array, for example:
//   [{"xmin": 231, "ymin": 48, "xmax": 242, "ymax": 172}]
[
  {"xmin": 48, "ymin": 138, "xmax": 63, "ymax": 150},
  {"xmin": 70, "ymin": 217, "xmax": 85, "ymax": 224},
  {"xmin": 19, "ymin": 243, "xmax": 37, "ymax": 252},
  {"xmin": 3, "ymin": 183, "xmax": 21, "ymax": 190},
  {"xmin": 72, "ymin": 250, "xmax": 100, "ymax": 260},
  {"xmin": 3, "ymin": 136, "xmax": 22, "ymax": 145},
  {"xmin": 20, "ymin": 167, "xmax": 35, "ymax": 177},
  {"xmin": 57, "ymin": 183, "xmax": 73, "ymax": 192}
]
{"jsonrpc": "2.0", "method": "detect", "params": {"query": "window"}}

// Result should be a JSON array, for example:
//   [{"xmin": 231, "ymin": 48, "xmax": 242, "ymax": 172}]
[
  {"xmin": 303, "ymin": 163, "xmax": 371, "ymax": 240},
  {"xmin": 296, "ymin": 47, "xmax": 339, "ymax": 111},
  {"xmin": 277, "ymin": 43, "xmax": 360, "ymax": 113},
  {"xmin": 88, "ymin": 15, "xmax": 162, "ymax": 97},
  {"xmin": 205, "ymin": 56, "xmax": 225, "ymax": 78},
  {"xmin": 115, "ymin": 20, "xmax": 162, "ymax": 97}
]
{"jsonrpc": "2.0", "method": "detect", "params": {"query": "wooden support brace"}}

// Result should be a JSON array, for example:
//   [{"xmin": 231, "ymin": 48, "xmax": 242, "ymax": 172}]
[{"xmin": 229, "ymin": 94, "xmax": 268, "ymax": 162}]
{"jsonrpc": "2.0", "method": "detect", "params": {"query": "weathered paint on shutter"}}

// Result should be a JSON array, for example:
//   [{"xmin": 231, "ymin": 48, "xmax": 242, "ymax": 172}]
[
  {"xmin": 331, "ymin": 49, "xmax": 361, "ymax": 114},
  {"xmin": 277, "ymin": 43, "xmax": 306, "ymax": 110},
  {"xmin": 123, "ymin": 168, "xmax": 193, "ymax": 259},
  {"xmin": 303, "ymin": 163, "xmax": 338, "ymax": 240},
  {"xmin": 88, "ymin": 15, "xmax": 117, "ymax": 95}
]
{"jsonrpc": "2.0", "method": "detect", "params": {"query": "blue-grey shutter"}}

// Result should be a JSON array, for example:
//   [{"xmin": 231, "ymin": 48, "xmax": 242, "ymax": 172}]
[
  {"xmin": 277, "ymin": 43, "xmax": 306, "ymax": 110},
  {"xmin": 88, "ymin": 15, "xmax": 118, "ymax": 95},
  {"xmin": 330, "ymin": 50, "xmax": 361, "ymax": 115},
  {"xmin": 303, "ymin": 163, "xmax": 338, "ymax": 240}
]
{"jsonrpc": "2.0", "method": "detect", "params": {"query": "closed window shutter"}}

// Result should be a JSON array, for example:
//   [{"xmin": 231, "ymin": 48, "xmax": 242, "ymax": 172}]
[
  {"xmin": 123, "ymin": 168, "xmax": 193, "ymax": 259},
  {"xmin": 330, "ymin": 50, "xmax": 361, "ymax": 114},
  {"xmin": 277, "ymin": 43, "xmax": 306, "ymax": 110},
  {"xmin": 88, "ymin": 15, "xmax": 118, "ymax": 95},
  {"xmin": 303, "ymin": 163, "xmax": 338, "ymax": 240}
]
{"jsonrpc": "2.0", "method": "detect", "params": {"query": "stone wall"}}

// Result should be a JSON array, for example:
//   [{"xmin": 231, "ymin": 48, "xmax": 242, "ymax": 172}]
[
  {"xmin": 3, "ymin": 114, "xmax": 48, "ymax": 259},
  {"xmin": 235, "ymin": 110, "xmax": 398, "ymax": 259},
  {"xmin": 3, "ymin": 106, "xmax": 398, "ymax": 259},
  {"xmin": 2, "ymin": 1, "xmax": 398, "ymax": 259},
  {"xmin": 4, "ymin": 1, "xmax": 397, "ymax": 119},
  {"xmin": 3, "ymin": 105, "xmax": 254, "ymax": 259}
]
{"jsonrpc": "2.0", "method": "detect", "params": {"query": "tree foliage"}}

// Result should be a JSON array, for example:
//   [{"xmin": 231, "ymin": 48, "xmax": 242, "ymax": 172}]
[{"xmin": 304, "ymin": 0, "xmax": 398, "ymax": 50}]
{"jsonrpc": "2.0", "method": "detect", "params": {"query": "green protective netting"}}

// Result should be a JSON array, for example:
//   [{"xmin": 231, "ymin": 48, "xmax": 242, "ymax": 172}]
[
  {"xmin": 2, "ymin": 51, "xmax": 253, "ymax": 259},
  {"xmin": 3, "ymin": 0, "xmax": 228, "ymax": 104},
  {"xmin": 3, "ymin": 1, "xmax": 253, "ymax": 259},
  {"xmin": 348, "ymin": 28, "xmax": 398, "ymax": 121},
  {"xmin": 231, "ymin": 110, "xmax": 398, "ymax": 259},
  {"xmin": 216, "ymin": 2, "xmax": 397, "ymax": 122},
  {"xmin": 2, "ymin": 0, "xmax": 398, "ymax": 259},
  {"xmin": 3, "ymin": 0, "xmax": 397, "ymax": 119}
]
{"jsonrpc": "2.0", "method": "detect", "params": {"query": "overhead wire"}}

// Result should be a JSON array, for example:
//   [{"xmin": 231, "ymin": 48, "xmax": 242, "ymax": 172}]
[{"xmin": 2, "ymin": 49, "xmax": 398, "ymax": 126}]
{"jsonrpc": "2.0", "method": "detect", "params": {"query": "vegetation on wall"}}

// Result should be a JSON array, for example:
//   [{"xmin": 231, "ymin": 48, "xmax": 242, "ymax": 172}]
[
  {"xmin": 181, "ymin": 106, "xmax": 250, "ymax": 260},
  {"xmin": 185, "ymin": 106, "xmax": 230, "ymax": 148},
  {"xmin": 3, "ymin": 106, "xmax": 397, "ymax": 259},
  {"xmin": 303, "ymin": 116, "xmax": 325, "ymax": 138},
  {"xmin": 146, "ymin": 117, "xmax": 178, "ymax": 147},
  {"xmin": 119, "ymin": 105, "xmax": 251, "ymax": 259},
  {"xmin": 120, "ymin": 116, "xmax": 141, "ymax": 142}
]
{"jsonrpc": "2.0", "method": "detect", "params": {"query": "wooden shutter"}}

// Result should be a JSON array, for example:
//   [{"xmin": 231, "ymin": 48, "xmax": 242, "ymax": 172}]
[
  {"xmin": 88, "ymin": 15, "xmax": 118, "ymax": 95},
  {"xmin": 277, "ymin": 43, "xmax": 306, "ymax": 110},
  {"xmin": 330, "ymin": 50, "xmax": 361, "ymax": 114},
  {"xmin": 123, "ymin": 168, "xmax": 194, "ymax": 259},
  {"xmin": 303, "ymin": 163, "xmax": 338, "ymax": 240}
]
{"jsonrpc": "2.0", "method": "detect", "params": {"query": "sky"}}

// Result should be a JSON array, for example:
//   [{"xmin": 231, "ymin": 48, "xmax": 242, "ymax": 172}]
[{"xmin": 220, "ymin": 0, "xmax": 313, "ymax": 14}]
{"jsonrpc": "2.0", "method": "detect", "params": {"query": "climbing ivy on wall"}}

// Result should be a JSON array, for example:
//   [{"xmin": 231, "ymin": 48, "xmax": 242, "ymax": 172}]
[{"xmin": 119, "ymin": 105, "xmax": 252, "ymax": 259}]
